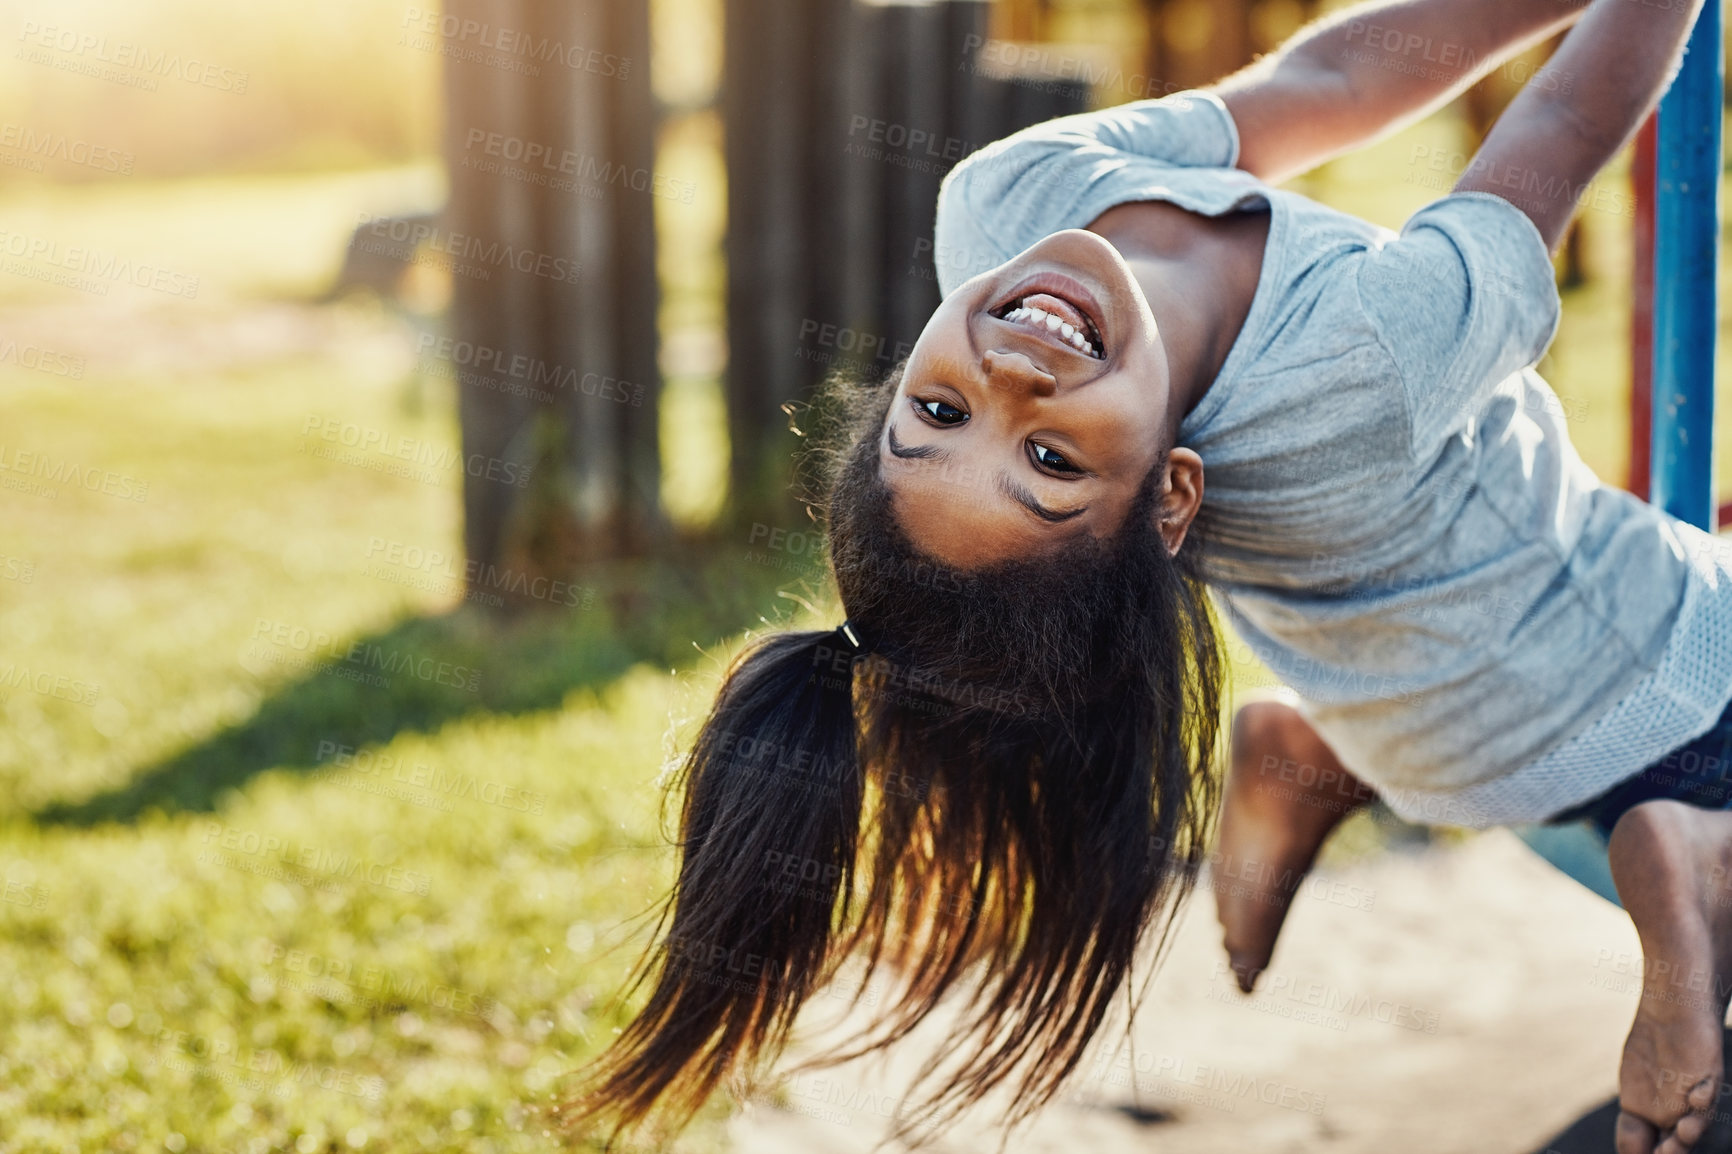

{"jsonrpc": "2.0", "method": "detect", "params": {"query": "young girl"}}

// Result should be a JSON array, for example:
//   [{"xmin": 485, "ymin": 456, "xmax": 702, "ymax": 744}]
[{"xmin": 563, "ymin": 0, "xmax": 1730, "ymax": 1150}]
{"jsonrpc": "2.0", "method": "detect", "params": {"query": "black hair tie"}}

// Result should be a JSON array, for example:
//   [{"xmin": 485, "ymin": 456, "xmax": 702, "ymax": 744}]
[{"xmin": 833, "ymin": 620, "xmax": 863, "ymax": 652}]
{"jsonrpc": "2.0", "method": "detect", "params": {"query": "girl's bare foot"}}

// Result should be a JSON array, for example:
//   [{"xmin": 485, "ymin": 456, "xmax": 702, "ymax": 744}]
[
  {"xmin": 1212, "ymin": 700, "xmax": 1377, "ymax": 992},
  {"xmin": 1608, "ymin": 801, "xmax": 1732, "ymax": 1154}
]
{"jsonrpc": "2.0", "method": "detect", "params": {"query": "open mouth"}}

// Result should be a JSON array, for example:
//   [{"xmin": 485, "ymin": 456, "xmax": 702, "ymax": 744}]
[{"xmin": 989, "ymin": 282, "xmax": 1105, "ymax": 360}]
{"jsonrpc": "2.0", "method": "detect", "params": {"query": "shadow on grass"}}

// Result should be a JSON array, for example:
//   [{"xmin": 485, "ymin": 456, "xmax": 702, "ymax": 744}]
[{"xmin": 34, "ymin": 551, "xmax": 817, "ymax": 827}]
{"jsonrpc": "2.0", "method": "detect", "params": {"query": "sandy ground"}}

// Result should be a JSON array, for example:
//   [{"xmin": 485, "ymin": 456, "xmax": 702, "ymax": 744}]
[{"xmin": 727, "ymin": 830, "xmax": 1671, "ymax": 1154}]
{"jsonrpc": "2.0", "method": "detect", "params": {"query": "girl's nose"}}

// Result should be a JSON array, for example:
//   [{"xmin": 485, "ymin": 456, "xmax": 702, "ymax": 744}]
[{"xmin": 982, "ymin": 349, "xmax": 1058, "ymax": 398}]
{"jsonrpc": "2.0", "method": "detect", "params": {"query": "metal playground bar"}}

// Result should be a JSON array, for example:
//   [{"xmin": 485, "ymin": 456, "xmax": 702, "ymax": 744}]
[{"xmin": 1631, "ymin": 0, "xmax": 1724, "ymax": 528}]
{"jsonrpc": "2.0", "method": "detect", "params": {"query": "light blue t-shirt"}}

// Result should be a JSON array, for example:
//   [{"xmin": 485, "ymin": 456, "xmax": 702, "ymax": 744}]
[{"xmin": 932, "ymin": 90, "xmax": 1732, "ymax": 828}]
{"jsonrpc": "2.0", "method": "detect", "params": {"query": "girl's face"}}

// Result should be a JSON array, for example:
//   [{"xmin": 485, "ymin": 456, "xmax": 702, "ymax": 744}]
[{"xmin": 880, "ymin": 228, "xmax": 1191, "ymax": 568}]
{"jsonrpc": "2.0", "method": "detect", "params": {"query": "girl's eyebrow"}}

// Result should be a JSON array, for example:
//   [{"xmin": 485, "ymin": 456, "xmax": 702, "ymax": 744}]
[
  {"xmin": 886, "ymin": 424, "xmax": 947, "ymax": 461},
  {"xmin": 999, "ymin": 475, "xmax": 1087, "ymax": 523},
  {"xmin": 886, "ymin": 425, "xmax": 1087, "ymax": 524}
]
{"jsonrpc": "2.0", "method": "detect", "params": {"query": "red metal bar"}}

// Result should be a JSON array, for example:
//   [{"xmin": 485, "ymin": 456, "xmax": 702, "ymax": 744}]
[{"xmin": 1629, "ymin": 114, "xmax": 1657, "ymax": 500}]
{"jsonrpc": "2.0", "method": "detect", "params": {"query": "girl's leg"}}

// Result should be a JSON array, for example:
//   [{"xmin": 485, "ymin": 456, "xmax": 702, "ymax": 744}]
[
  {"xmin": 1530, "ymin": 710, "xmax": 1732, "ymax": 1151},
  {"xmin": 1212, "ymin": 697, "xmax": 1377, "ymax": 991},
  {"xmin": 1605, "ymin": 801, "xmax": 1732, "ymax": 1153},
  {"xmin": 1219, "ymin": 697, "xmax": 1732, "ymax": 1150}
]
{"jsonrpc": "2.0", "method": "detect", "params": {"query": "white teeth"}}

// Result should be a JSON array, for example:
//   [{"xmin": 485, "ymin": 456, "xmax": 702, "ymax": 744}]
[{"xmin": 1000, "ymin": 299, "xmax": 1102, "ymax": 358}]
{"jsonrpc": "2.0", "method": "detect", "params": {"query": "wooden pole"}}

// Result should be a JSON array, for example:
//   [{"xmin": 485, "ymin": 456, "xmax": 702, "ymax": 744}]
[{"xmin": 442, "ymin": 0, "xmax": 664, "ymax": 608}]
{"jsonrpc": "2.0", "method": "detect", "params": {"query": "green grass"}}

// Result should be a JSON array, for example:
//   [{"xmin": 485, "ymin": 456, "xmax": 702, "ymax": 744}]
[{"xmin": 0, "ymin": 262, "xmax": 805, "ymax": 1150}]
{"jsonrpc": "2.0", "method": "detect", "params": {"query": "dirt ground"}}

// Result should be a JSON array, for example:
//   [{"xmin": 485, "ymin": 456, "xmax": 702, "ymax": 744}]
[{"xmin": 728, "ymin": 830, "xmax": 1663, "ymax": 1154}]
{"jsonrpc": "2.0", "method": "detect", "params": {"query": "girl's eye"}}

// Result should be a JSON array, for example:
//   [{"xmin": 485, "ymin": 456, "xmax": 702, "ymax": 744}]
[
  {"xmin": 914, "ymin": 397, "xmax": 967, "ymax": 425},
  {"xmin": 1032, "ymin": 444, "xmax": 1080, "ymax": 474}
]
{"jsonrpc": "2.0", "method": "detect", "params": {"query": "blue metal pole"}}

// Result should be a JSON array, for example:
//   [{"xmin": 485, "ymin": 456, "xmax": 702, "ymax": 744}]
[{"xmin": 1651, "ymin": 0, "xmax": 1724, "ymax": 531}]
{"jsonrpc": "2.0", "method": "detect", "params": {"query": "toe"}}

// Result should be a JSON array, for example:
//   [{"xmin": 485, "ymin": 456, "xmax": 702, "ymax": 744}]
[
  {"xmin": 1226, "ymin": 950, "xmax": 1265, "ymax": 992},
  {"xmin": 1656, "ymin": 1130, "xmax": 1698, "ymax": 1154},
  {"xmin": 1617, "ymin": 1110, "xmax": 1660, "ymax": 1154},
  {"xmin": 1672, "ymin": 1108, "xmax": 1708, "ymax": 1146}
]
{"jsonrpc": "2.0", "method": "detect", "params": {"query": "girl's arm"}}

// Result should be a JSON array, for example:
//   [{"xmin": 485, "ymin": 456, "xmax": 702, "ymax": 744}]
[
  {"xmin": 1211, "ymin": 0, "xmax": 1593, "ymax": 185},
  {"xmin": 1457, "ymin": 0, "xmax": 1708, "ymax": 252}
]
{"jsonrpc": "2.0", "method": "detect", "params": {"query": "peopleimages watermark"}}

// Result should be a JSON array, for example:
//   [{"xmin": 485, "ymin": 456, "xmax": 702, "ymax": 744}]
[
  {"xmin": 843, "ymin": 115, "xmax": 981, "ymax": 177},
  {"xmin": 0, "ymin": 444, "xmax": 149, "ymax": 503},
  {"xmin": 796, "ymin": 318, "xmax": 914, "ymax": 368},
  {"xmin": 399, "ymin": 8, "xmax": 631, "ymax": 79},
  {"xmin": 1589, "ymin": 946, "xmax": 1732, "ymax": 1013},
  {"xmin": 16, "ymin": 21, "xmax": 249, "ymax": 94},
  {"xmin": 244, "ymin": 617, "xmax": 483, "ymax": 694},
  {"xmin": 958, "ymin": 35, "xmax": 1183, "ymax": 104},
  {"xmin": 741, "ymin": 521, "xmax": 828, "ymax": 575},
  {"xmin": 1208, "ymin": 851, "xmax": 1378, "ymax": 915},
  {"xmin": 809, "ymin": 643, "xmax": 1044, "ymax": 721},
  {"xmin": 660, "ymin": 931, "xmax": 883, "ymax": 1008},
  {"xmin": 459, "ymin": 127, "xmax": 694, "ymax": 205},
  {"xmin": 0, "ymin": 229, "xmax": 200, "ymax": 299},
  {"xmin": 1, "ymin": 875, "xmax": 48, "ymax": 910},
  {"xmin": 762, "ymin": 849, "xmax": 977, "ymax": 923},
  {"xmin": 701, "ymin": 730, "xmax": 928, "ymax": 810},
  {"xmin": 1247, "ymin": 751, "xmax": 1376, "ymax": 817},
  {"xmin": 0, "ymin": 337, "xmax": 85, "ymax": 379},
  {"xmin": 361, "ymin": 535, "xmax": 596, "ymax": 611},
  {"xmin": 0, "ymin": 662, "xmax": 100, "ymax": 707},
  {"xmin": 1405, "ymin": 143, "xmax": 1631, "ymax": 220},
  {"xmin": 196, "ymin": 821, "xmax": 433, "ymax": 897},
  {"xmin": 1340, "ymin": 19, "xmax": 1575, "ymax": 93},
  {"xmin": 415, "ymin": 333, "xmax": 645, "ymax": 407},
  {"xmin": 0, "ymin": 554, "xmax": 35, "ymax": 584},
  {"xmin": 1075, "ymin": 1048, "xmax": 1328, "ymax": 1117},
  {"xmin": 1300, "ymin": 551, "xmax": 1528, "ymax": 627},
  {"xmin": 1256, "ymin": 649, "xmax": 1424, "ymax": 708},
  {"xmin": 1150, "ymin": 832, "xmax": 1378, "ymax": 915},
  {"xmin": 312, "ymin": 739, "xmax": 548, "ymax": 815},
  {"xmin": 748, "ymin": 1074, "xmax": 933, "ymax": 1131},
  {"xmin": 709, "ymin": 730, "xmax": 854, "ymax": 800},
  {"xmin": 300, "ymin": 413, "xmax": 535, "ymax": 489},
  {"xmin": 1206, "ymin": 961, "xmax": 1442, "ymax": 1034},
  {"xmin": 349, "ymin": 211, "xmax": 581, "ymax": 285},
  {"xmin": 252, "ymin": 936, "xmax": 504, "ymax": 1021},
  {"xmin": 0, "ymin": 122, "xmax": 134, "ymax": 176},
  {"xmin": 910, "ymin": 237, "xmax": 1004, "ymax": 287},
  {"xmin": 141, "ymin": 1026, "xmax": 384, "ymax": 1101}
]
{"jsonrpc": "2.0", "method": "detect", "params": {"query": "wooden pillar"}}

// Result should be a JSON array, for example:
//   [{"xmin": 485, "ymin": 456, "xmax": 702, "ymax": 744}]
[{"xmin": 442, "ymin": 0, "xmax": 663, "ymax": 607}]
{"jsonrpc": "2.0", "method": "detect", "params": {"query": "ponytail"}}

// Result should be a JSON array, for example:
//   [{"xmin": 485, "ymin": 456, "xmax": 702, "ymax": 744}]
[{"xmin": 557, "ymin": 628, "xmax": 866, "ymax": 1143}]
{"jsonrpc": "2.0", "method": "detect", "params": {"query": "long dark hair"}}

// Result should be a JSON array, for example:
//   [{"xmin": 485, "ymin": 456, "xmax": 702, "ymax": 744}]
[{"xmin": 556, "ymin": 363, "xmax": 1224, "ymax": 1146}]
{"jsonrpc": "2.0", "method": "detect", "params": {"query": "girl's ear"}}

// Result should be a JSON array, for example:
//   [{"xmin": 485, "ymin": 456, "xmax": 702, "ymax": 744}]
[{"xmin": 1155, "ymin": 447, "xmax": 1204, "ymax": 555}]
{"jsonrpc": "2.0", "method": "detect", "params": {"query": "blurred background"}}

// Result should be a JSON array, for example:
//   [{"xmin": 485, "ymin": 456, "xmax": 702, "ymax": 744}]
[{"xmin": 0, "ymin": 0, "xmax": 1724, "ymax": 1151}]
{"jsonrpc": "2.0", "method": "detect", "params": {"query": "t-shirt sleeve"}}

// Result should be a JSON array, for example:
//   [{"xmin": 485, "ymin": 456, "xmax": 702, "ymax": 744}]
[
  {"xmin": 1011, "ymin": 88, "xmax": 1242, "ymax": 168},
  {"xmin": 933, "ymin": 90, "xmax": 1241, "ymax": 298},
  {"xmin": 1355, "ymin": 191, "xmax": 1562, "ymax": 461}
]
